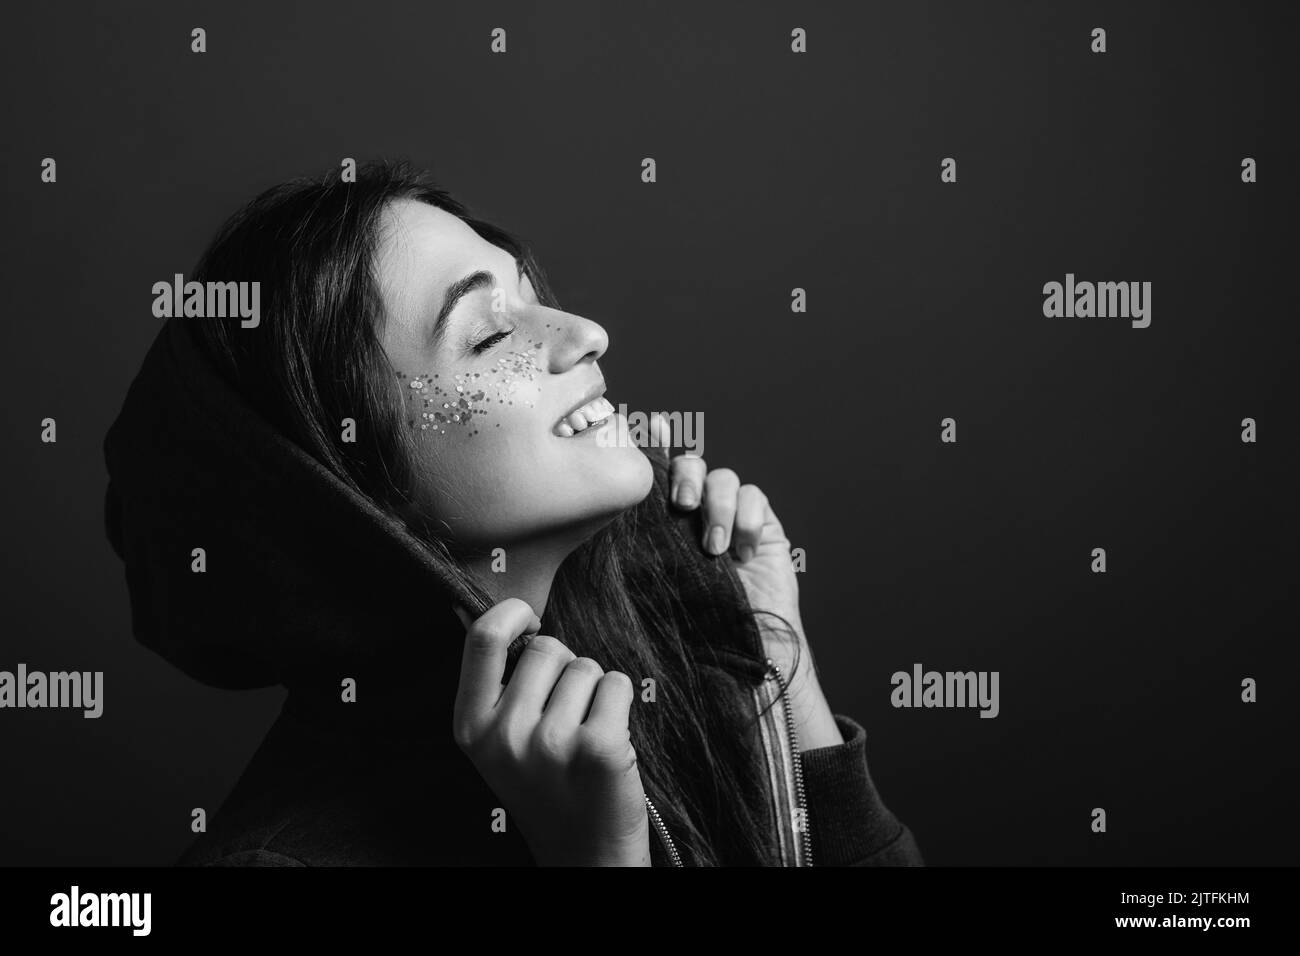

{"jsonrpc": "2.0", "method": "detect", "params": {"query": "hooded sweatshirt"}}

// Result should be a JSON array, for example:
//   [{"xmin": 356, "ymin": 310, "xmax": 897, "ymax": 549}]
[{"xmin": 103, "ymin": 315, "xmax": 924, "ymax": 867}]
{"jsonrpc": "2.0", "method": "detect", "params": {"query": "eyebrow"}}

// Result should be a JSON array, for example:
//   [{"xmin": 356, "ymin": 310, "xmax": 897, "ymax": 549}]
[{"xmin": 428, "ymin": 256, "xmax": 527, "ymax": 348}]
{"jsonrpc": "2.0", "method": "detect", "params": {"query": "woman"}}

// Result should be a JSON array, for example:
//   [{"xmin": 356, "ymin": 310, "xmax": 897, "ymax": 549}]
[{"xmin": 104, "ymin": 160, "xmax": 923, "ymax": 866}]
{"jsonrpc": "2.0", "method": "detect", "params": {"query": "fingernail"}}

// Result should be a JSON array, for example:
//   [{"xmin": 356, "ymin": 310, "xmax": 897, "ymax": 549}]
[
  {"xmin": 737, "ymin": 544, "xmax": 755, "ymax": 563},
  {"xmin": 707, "ymin": 525, "xmax": 727, "ymax": 555},
  {"xmin": 677, "ymin": 485, "xmax": 697, "ymax": 507}
]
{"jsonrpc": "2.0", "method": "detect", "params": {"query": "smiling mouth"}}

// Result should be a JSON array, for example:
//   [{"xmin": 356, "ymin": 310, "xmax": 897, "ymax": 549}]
[{"xmin": 554, "ymin": 395, "xmax": 616, "ymax": 437}]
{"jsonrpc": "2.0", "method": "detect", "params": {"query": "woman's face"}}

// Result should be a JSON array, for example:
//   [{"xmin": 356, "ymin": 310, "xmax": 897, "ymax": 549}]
[{"xmin": 374, "ymin": 198, "xmax": 653, "ymax": 552}]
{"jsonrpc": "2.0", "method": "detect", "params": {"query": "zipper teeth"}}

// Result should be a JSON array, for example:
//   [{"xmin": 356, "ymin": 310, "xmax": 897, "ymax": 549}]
[
  {"xmin": 766, "ymin": 659, "xmax": 814, "ymax": 867},
  {"xmin": 644, "ymin": 794, "xmax": 683, "ymax": 867},
  {"xmin": 642, "ymin": 658, "xmax": 813, "ymax": 869}
]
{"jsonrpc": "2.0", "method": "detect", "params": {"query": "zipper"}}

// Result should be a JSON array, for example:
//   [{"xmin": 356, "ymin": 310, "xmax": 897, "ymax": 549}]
[
  {"xmin": 644, "ymin": 794, "xmax": 683, "ymax": 867},
  {"xmin": 765, "ymin": 658, "xmax": 814, "ymax": 867},
  {"xmin": 642, "ymin": 658, "xmax": 813, "ymax": 868}
]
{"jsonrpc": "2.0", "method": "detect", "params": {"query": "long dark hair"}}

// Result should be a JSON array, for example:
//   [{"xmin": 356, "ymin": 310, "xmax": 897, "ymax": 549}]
[{"xmin": 187, "ymin": 159, "xmax": 803, "ymax": 866}]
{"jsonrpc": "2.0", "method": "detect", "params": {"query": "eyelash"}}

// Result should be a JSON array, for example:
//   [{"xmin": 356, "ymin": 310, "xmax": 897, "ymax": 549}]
[
  {"xmin": 472, "ymin": 328, "xmax": 514, "ymax": 354},
  {"xmin": 466, "ymin": 270, "xmax": 531, "ymax": 353}
]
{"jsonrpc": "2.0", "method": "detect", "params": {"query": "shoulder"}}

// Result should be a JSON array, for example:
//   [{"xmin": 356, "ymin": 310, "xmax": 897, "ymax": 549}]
[
  {"xmin": 177, "ymin": 803, "xmax": 536, "ymax": 866},
  {"xmin": 175, "ymin": 758, "xmax": 537, "ymax": 867},
  {"xmin": 177, "ymin": 709, "xmax": 536, "ymax": 866}
]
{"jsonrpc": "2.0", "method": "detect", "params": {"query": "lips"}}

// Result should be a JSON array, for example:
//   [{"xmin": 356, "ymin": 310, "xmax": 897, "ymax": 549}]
[{"xmin": 554, "ymin": 395, "xmax": 616, "ymax": 437}]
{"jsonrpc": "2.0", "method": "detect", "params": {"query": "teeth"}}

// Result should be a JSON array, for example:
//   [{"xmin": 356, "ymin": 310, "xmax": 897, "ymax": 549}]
[
  {"xmin": 578, "ymin": 396, "xmax": 614, "ymax": 425},
  {"xmin": 556, "ymin": 396, "xmax": 614, "ymax": 436}
]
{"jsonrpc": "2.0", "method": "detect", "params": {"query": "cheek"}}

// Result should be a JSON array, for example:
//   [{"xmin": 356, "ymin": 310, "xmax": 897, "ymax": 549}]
[
  {"xmin": 393, "ymin": 346, "xmax": 650, "ymax": 542},
  {"xmin": 395, "ymin": 353, "xmax": 547, "ymax": 524},
  {"xmin": 396, "ymin": 346, "xmax": 543, "ymax": 437},
  {"xmin": 398, "ymin": 373, "xmax": 506, "ymax": 437}
]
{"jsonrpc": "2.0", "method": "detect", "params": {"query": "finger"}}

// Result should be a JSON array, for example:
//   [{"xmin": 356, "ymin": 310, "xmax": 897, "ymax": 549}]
[
  {"xmin": 497, "ymin": 634, "xmax": 576, "ymax": 715},
  {"xmin": 584, "ymin": 670, "xmax": 635, "ymax": 730},
  {"xmin": 701, "ymin": 467, "xmax": 740, "ymax": 555},
  {"xmin": 632, "ymin": 412, "xmax": 671, "ymax": 463},
  {"xmin": 760, "ymin": 495, "xmax": 790, "ymax": 544},
  {"xmin": 540, "ymin": 657, "xmax": 605, "ymax": 727},
  {"xmin": 642, "ymin": 411, "xmax": 673, "ymax": 460},
  {"xmin": 669, "ymin": 453, "xmax": 707, "ymax": 509},
  {"xmin": 454, "ymin": 598, "xmax": 541, "ymax": 728},
  {"xmin": 733, "ymin": 484, "xmax": 768, "ymax": 563}
]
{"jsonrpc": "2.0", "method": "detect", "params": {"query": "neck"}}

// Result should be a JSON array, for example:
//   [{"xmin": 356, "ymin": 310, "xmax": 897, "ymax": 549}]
[{"xmin": 460, "ymin": 534, "xmax": 583, "ymax": 620}]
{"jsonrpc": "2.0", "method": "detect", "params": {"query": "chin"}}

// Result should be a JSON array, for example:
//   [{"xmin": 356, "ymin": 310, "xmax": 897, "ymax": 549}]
[
  {"xmin": 433, "ymin": 448, "xmax": 656, "ymax": 551},
  {"xmin": 553, "ymin": 446, "xmax": 654, "ymax": 539},
  {"xmin": 590, "ymin": 443, "xmax": 656, "ymax": 512}
]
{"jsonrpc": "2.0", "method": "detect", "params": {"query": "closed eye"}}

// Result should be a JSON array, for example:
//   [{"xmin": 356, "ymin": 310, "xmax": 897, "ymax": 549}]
[{"xmin": 472, "ymin": 329, "xmax": 514, "ymax": 354}]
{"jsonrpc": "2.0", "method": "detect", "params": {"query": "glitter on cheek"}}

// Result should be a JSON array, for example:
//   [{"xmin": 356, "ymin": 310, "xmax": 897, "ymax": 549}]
[{"xmin": 395, "ymin": 346, "xmax": 543, "ymax": 438}]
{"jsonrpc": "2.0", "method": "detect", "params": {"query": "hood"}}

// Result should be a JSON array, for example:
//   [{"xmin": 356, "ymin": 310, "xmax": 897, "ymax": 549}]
[{"xmin": 103, "ymin": 316, "xmax": 472, "ymax": 696}]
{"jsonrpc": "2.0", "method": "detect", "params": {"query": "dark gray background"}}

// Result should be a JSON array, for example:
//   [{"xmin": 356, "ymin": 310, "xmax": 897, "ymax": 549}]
[{"xmin": 2, "ymin": 0, "xmax": 1295, "ymax": 866}]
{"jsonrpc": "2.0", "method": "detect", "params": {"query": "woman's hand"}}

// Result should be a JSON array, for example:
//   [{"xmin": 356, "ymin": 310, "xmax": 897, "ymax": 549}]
[
  {"xmin": 666, "ymin": 445, "xmax": 844, "ymax": 749},
  {"xmin": 668, "ymin": 453, "xmax": 804, "ymax": 644},
  {"xmin": 452, "ymin": 598, "xmax": 651, "ymax": 866}
]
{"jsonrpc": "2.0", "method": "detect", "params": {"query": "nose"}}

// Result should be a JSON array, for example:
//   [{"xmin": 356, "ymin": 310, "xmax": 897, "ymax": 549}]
[{"xmin": 545, "ymin": 311, "xmax": 608, "ymax": 374}]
